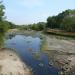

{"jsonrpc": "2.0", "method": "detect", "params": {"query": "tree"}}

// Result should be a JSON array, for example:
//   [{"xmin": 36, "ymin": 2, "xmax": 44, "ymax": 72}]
[
  {"xmin": 61, "ymin": 16, "xmax": 75, "ymax": 32},
  {"xmin": 0, "ymin": 1, "xmax": 5, "ymax": 21},
  {"xmin": 0, "ymin": 1, "xmax": 9, "ymax": 34},
  {"xmin": 46, "ymin": 9, "xmax": 75, "ymax": 32},
  {"xmin": 47, "ymin": 16, "xmax": 59, "ymax": 29},
  {"xmin": 36, "ymin": 22, "xmax": 45, "ymax": 30}
]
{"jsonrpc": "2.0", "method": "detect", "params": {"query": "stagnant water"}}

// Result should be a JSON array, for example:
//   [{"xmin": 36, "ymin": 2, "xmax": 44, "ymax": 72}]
[{"xmin": 4, "ymin": 35, "xmax": 59, "ymax": 75}]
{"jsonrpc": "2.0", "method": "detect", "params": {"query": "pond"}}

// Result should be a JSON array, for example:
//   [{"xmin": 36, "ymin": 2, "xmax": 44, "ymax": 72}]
[{"xmin": 4, "ymin": 35, "xmax": 59, "ymax": 75}]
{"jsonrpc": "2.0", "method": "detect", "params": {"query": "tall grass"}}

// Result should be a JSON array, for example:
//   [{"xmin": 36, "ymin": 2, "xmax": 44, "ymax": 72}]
[{"xmin": 0, "ymin": 34, "xmax": 4, "ymax": 48}]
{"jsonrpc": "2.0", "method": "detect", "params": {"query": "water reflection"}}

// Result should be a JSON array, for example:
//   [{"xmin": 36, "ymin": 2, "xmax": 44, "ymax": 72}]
[
  {"xmin": 5, "ymin": 35, "xmax": 59, "ymax": 75},
  {"xmin": 6, "ymin": 34, "xmax": 16, "ymax": 40}
]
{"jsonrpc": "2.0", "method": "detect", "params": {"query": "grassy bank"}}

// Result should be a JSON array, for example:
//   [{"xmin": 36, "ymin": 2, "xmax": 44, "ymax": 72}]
[{"xmin": 46, "ymin": 29, "xmax": 75, "ymax": 38}]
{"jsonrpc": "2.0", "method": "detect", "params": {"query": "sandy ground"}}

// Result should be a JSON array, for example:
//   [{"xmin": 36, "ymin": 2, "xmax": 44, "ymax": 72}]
[
  {"xmin": 0, "ymin": 48, "xmax": 31, "ymax": 75},
  {"xmin": 43, "ymin": 34, "xmax": 75, "ymax": 75},
  {"xmin": 46, "ymin": 35, "xmax": 75, "ymax": 53}
]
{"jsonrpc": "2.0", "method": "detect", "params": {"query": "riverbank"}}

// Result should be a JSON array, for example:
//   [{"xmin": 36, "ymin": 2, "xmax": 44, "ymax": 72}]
[
  {"xmin": 5, "ymin": 29, "xmax": 75, "ymax": 75},
  {"xmin": 46, "ymin": 29, "xmax": 75, "ymax": 38},
  {"xmin": 42, "ymin": 34, "xmax": 75, "ymax": 75},
  {"xmin": 0, "ymin": 48, "xmax": 32, "ymax": 75},
  {"xmin": 6, "ymin": 29, "xmax": 41, "ymax": 37}
]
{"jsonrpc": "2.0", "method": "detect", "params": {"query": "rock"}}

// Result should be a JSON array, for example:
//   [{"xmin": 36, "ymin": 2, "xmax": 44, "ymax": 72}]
[{"xmin": 39, "ymin": 63, "xmax": 44, "ymax": 67}]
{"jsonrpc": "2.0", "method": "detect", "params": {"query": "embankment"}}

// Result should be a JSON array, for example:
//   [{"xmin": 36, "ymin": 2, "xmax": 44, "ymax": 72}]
[{"xmin": 42, "ymin": 34, "xmax": 75, "ymax": 75}]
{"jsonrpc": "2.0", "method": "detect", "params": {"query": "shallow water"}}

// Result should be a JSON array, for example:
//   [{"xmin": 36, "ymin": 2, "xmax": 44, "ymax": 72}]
[{"xmin": 5, "ymin": 35, "xmax": 59, "ymax": 75}]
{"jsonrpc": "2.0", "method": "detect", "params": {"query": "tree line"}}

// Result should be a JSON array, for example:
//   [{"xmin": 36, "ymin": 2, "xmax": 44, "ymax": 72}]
[
  {"xmin": 46, "ymin": 9, "xmax": 75, "ymax": 32},
  {"xmin": 19, "ymin": 22, "xmax": 46, "ymax": 31},
  {"xmin": 0, "ymin": 1, "xmax": 18, "ymax": 35},
  {"xmin": 19, "ymin": 9, "xmax": 75, "ymax": 32},
  {"xmin": 0, "ymin": 0, "xmax": 75, "ymax": 33}
]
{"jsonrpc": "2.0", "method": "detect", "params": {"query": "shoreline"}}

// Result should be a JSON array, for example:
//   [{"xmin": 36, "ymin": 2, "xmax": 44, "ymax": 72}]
[
  {"xmin": 46, "ymin": 29, "xmax": 75, "ymax": 38},
  {"xmin": 0, "ymin": 48, "xmax": 32, "ymax": 75},
  {"xmin": 4, "ymin": 29, "xmax": 75, "ymax": 75},
  {"xmin": 41, "ymin": 33, "xmax": 75, "ymax": 75}
]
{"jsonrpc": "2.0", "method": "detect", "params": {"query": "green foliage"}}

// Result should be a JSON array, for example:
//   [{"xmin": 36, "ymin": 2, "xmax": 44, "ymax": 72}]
[
  {"xmin": 19, "ymin": 22, "xmax": 46, "ymax": 31},
  {"xmin": 0, "ymin": 1, "xmax": 5, "ymax": 21},
  {"xmin": 46, "ymin": 9, "xmax": 75, "ymax": 32},
  {"xmin": 0, "ymin": 1, "xmax": 8, "ymax": 34},
  {"xmin": 19, "ymin": 25, "xmax": 28, "ymax": 30},
  {"xmin": 0, "ymin": 34, "xmax": 4, "ymax": 47},
  {"xmin": 7, "ymin": 21, "xmax": 18, "ymax": 29},
  {"xmin": 0, "ymin": 21, "xmax": 10, "ymax": 34},
  {"xmin": 31, "ymin": 22, "xmax": 46, "ymax": 31},
  {"xmin": 61, "ymin": 16, "xmax": 75, "ymax": 32},
  {"xmin": 47, "ymin": 16, "xmax": 58, "ymax": 28},
  {"xmin": 0, "ymin": 1, "xmax": 10, "ymax": 47},
  {"xmin": 0, "ymin": 1, "xmax": 17, "ymax": 34}
]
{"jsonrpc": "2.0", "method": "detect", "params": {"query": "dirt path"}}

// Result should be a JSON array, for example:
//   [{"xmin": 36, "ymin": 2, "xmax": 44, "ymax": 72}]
[{"xmin": 0, "ymin": 48, "xmax": 31, "ymax": 75}]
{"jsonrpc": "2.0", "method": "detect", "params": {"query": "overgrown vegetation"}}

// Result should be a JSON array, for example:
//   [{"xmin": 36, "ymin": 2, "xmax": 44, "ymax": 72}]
[
  {"xmin": 18, "ymin": 9, "xmax": 75, "ymax": 35},
  {"xmin": 19, "ymin": 22, "xmax": 46, "ymax": 31},
  {"xmin": 0, "ymin": 1, "xmax": 17, "ymax": 47},
  {"xmin": 0, "ymin": 1, "xmax": 8, "ymax": 34},
  {"xmin": 46, "ymin": 9, "xmax": 75, "ymax": 32}
]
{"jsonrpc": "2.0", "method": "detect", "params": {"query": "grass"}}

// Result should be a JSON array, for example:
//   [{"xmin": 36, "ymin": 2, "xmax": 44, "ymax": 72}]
[
  {"xmin": 40, "ymin": 34, "xmax": 48, "ymax": 51},
  {"xmin": 0, "ymin": 34, "xmax": 4, "ymax": 48},
  {"xmin": 33, "ymin": 52, "xmax": 41, "ymax": 60}
]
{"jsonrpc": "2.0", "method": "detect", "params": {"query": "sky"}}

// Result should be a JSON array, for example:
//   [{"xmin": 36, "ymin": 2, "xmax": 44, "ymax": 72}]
[{"xmin": 3, "ymin": 0, "xmax": 75, "ymax": 25}]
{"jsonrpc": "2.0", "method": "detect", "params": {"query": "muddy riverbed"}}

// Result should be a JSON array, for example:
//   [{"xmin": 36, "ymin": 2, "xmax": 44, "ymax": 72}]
[
  {"xmin": 4, "ymin": 30, "xmax": 75, "ymax": 75},
  {"xmin": 43, "ymin": 34, "xmax": 75, "ymax": 75},
  {"xmin": 4, "ymin": 34, "xmax": 59, "ymax": 75}
]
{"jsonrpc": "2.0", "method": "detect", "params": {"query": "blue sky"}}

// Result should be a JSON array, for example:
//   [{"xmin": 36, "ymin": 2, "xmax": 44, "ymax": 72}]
[{"xmin": 3, "ymin": 0, "xmax": 75, "ymax": 25}]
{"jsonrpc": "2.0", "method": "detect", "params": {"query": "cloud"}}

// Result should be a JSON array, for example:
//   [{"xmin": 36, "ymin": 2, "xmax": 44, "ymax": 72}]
[{"xmin": 18, "ymin": 0, "xmax": 44, "ymax": 8}]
